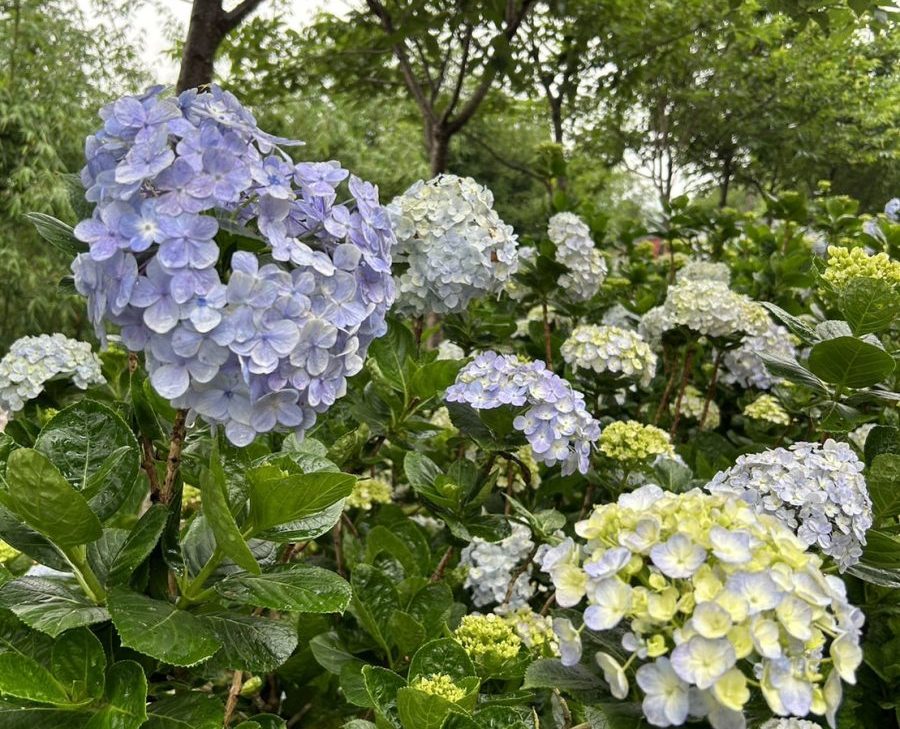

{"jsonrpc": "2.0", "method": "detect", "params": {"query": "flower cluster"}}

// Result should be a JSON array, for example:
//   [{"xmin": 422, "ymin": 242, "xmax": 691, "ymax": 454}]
[
  {"xmin": 847, "ymin": 422, "xmax": 876, "ymax": 452},
  {"xmin": 721, "ymin": 322, "xmax": 798, "ymax": 391},
  {"xmin": 743, "ymin": 395, "xmax": 791, "ymax": 427},
  {"xmin": 0, "ymin": 334, "xmax": 105, "ymax": 413},
  {"xmin": 460, "ymin": 522, "xmax": 538, "ymax": 608},
  {"xmin": 501, "ymin": 607, "xmax": 558, "ymax": 657},
  {"xmin": 677, "ymin": 385, "xmax": 720, "ymax": 430},
  {"xmin": 548, "ymin": 212, "xmax": 607, "ymax": 301},
  {"xmin": 654, "ymin": 280, "xmax": 770, "ymax": 339},
  {"xmin": 388, "ymin": 175, "xmax": 518, "ymax": 315},
  {"xmin": 599, "ymin": 420, "xmax": 675, "ymax": 463},
  {"xmin": 886, "ymin": 198, "xmax": 900, "ymax": 222},
  {"xmin": 72, "ymin": 85, "xmax": 395, "ymax": 446},
  {"xmin": 412, "ymin": 674, "xmax": 467, "ymax": 702},
  {"xmin": 561, "ymin": 324, "xmax": 657, "ymax": 387},
  {"xmin": 761, "ymin": 720, "xmax": 823, "ymax": 729},
  {"xmin": 706, "ymin": 440, "xmax": 872, "ymax": 570},
  {"xmin": 822, "ymin": 245, "xmax": 900, "ymax": 290},
  {"xmin": 675, "ymin": 260, "xmax": 731, "ymax": 284},
  {"xmin": 346, "ymin": 477, "xmax": 393, "ymax": 511},
  {"xmin": 445, "ymin": 351, "xmax": 601, "ymax": 475},
  {"xmin": 544, "ymin": 486, "xmax": 864, "ymax": 729},
  {"xmin": 455, "ymin": 614, "xmax": 522, "ymax": 671}
]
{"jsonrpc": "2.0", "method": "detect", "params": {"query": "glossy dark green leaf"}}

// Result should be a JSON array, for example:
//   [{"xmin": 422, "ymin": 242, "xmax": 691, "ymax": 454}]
[
  {"xmin": 410, "ymin": 360, "xmax": 463, "ymax": 400},
  {"xmin": 362, "ymin": 665, "xmax": 406, "ymax": 713},
  {"xmin": 807, "ymin": 336, "xmax": 895, "ymax": 389},
  {"xmin": 106, "ymin": 588, "xmax": 220, "ymax": 667},
  {"xmin": 83, "ymin": 661, "xmax": 148, "ymax": 729},
  {"xmin": 34, "ymin": 401, "xmax": 140, "ymax": 521},
  {"xmin": 106, "ymin": 505, "xmax": 168, "ymax": 585},
  {"xmin": 201, "ymin": 442, "xmax": 259, "ymax": 575},
  {"xmin": 4, "ymin": 449, "xmax": 102, "ymax": 547},
  {"xmin": 758, "ymin": 354, "xmax": 827, "ymax": 393},
  {"xmin": 0, "ymin": 652, "xmax": 70, "ymax": 704},
  {"xmin": 0, "ymin": 577, "xmax": 109, "ymax": 636},
  {"xmin": 248, "ymin": 469, "xmax": 355, "ymax": 532},
  {"xmin": 868, "ymin": 454, "xmax": 900, "ymax": 519},
  {"xmin": 522, "ymin": 658, "xmax": 602, "ymax": 691},
  {"xmin": 350, "ymin": 565, "xmax": 399, "ymax": 653},
  {"xmin": 308, "ymin": 631, "xmax": 355, "ymax": 674},
  {"xmin": 143, "ymin": 692, "xmax": 224, "ymax": 729},
  {"xmin": 202, "ymin": 612, "xmax": 298, "ymax": 673},
  {"xmin": 367, "ymin": 322, "xmax": 415, "ymax": 397},
  {"xmin": 0, "ymin": 505, "xmax": 69, "ymax": 570},
  {"xmin": 396, "ymin": 687, "xmax": 463, "ymax": 729},
  {"xmin": 864, "ymin": 425, "xmax": 900, "ymax": 466},
  {"xmin": 859, "ymin": 530, "xmax": 900, "ymax": 569},
  {"xmin": 215, "ymin": 564, "xmax": 351, "ymax": 613},
  {"xmin": 408, "ymin": 639, "xmax": 475, "ymax": 682},
  {"xmin": 51, "ymin": 628, "xmax": 106, "ymax": 704},
  {"xmin": 388, "ymin": 611, "xmax": 426, "ymax": 657},
  {"xmin": 25, "ymin": 213, "xmax": 88, "ymax": 256},
  {"xmin": 839, "ymin": 277, "xmax": 900, "ymax": 335},
  {"xmin": 254, "ymin": 501, "xmax": 344, "ymax": 542}
]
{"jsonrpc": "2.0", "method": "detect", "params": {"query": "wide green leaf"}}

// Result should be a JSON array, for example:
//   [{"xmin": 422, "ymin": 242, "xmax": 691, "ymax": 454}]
[
  {"xmin": 807, "ymin": 336, "xmax": 895, "ymax": 389},
  {"xmin": 202, "ymin": 612, "xmax": 298, "ymax": 673},
  {"xmin": 254, "ymin": 501, "xmax": 345, "ymax": 543},
  {"xmin": 859, "ymin": 530, "xmax": 900, "ymax": 569},
  {"xmin": 143, "ymin": 693, "xmax": 224, "ymax": 729},
  {"xmin": 409, "ymin": 639, "xmax": 475, "ymax": 682},
  {"xmin": 4, "ymin": 449, "xmax": 102, "ymax": 547},
  {"xmin": 839, "ymin": 277, "xmax": 900, "ymax": 335},
  {"xmin": 248, "ymin": 470, "xmax": 355, "ymax": 533},
  {"xmin": 106, "ymin": 505, "xmax": 168, "ymax": 585},
  {"xmin": 83, "ymin": 661, "xmax": 148, "ymax": 729},
  {"xmin": 864, "ymin": 425, "xmax": 900, "ymax": 466},
  {"xmin": 522, "ymin": 659, "xmax": 602, "ymax": 692},
  {"xmin": 0, "ymin": 578, "xmax": 110, "ymax": 636},
  {"xmin": 0, "ymin": 701, "xmax": 88, "ymax": 728},
  {"xmin": 106, "ymin": 588, "xmax": 220, "ymax": 667},
  {"xmin": 25, "ymin": 213, "xmax": 88, "ymax": 256},
  {"xmin": 349, "ymin": 565, "xmax": 399, "ymax": 653},
  {"xmin": 0, "ymin": 652, "xmax": 70, "ymax": 704},
  {"xmin": 215, "ymin": 564, "xmax": 351, "ymax": 613},
  {"xmin": 367, "ymin": 322, "xmax": 415, "ymax": 397},
  {"xmin": 0, "ymin": 505, "xmax": 70, "ymax": 570},
  {"xmin": 868, "ymin": 454, "xmax": 900, "ymax": 520},
  {"xmin": 201, "ymin": 442, "xmax": 259, "ymax": 575},
  {"xmin": 51, "ymin": 628, "xmax": 106, "ymax": 704},
  {"xmin": 34, "ymin": 401, "xmax": 140, "ymax": 521},
  {"xmin": 396, "ymin": 687, "xmax": 464, "ymax": 729}
]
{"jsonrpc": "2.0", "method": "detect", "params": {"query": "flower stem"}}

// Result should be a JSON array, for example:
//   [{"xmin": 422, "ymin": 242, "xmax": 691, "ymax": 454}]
[
  {"xmin": 160, "ymin": 408, "xmax": 188, "ymax": 505},
  {"xmin": 178, "ymin": 546, "xmax": 224, "ymax": 606},
  {"xmin": 669, "ymin": 345, "xmax": 696, "ymax": 438},
  {"xmin": 63, "ymin": 545, "xmax": 107, "ymax": 604}
]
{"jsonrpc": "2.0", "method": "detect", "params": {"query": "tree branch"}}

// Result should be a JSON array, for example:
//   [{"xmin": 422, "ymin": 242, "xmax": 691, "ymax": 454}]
[{"xmin": 222, "ymin": 0, "xmax": 266, "ymax": 33}]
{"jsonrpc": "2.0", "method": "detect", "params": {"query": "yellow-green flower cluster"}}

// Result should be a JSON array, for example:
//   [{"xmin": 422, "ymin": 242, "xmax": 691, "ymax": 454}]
[
  {"xmin": 502, "ymin": 607, "xmax": 558, "ymax": 657},
  {"xmin": 561, "ymin": 324, "xmax": 658, "ymax": 387},
  {"xmin": 599, "ymin": 420, "xmax": 675, "ymax": 463},
  {"xmin": 454, "ymin": 614, "xmax": 522, "ymax": 670},
  {"xmin": 822, "ymin": 245, "xmax": 900, "ymax": 290},
  {"xmin": 492, "ymin": 446, "xmax": 541, "ymax": 492},
  {"xmin": 542, "ymin": 486, "xmax": 862, "ymax": 729},
  {"xmin": 678, "ymin": 385, "xmax": 720, "ymax": 429},
  {"xmin": 0, "ymin": 540, "xmax": 21, "ymax": 563},
  {"xmin": 411, "ymin": 673, "xmax": 467, "ymax": 703},
  {"xmin": 346, "ymin": 477, "xmax": 393, "ymax": 511},
  {"xmin": 181, "ymin": 484, "xmax": 202, "ymax": 512},
  {"xmin": 744, "ymin": 395, "xmax": 791, "ymax": 426}
]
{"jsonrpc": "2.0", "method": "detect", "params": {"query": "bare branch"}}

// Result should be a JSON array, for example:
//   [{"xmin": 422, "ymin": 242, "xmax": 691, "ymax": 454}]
[
  {"xmin": 442, "ymin": 22, "xmax": 473, "ymax": 122},
  {"xmin": 222, "ymin": 0, "xmax": 265, "ymax": 32}
]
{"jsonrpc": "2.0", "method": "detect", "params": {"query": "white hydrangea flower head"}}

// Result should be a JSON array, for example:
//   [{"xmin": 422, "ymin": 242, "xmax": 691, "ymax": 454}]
[
  {"xmin": 662, "ymin": 279, "xmax": 770, "ymax": 339},
  {"xmin": 436, "ymin": 340, "xmax": 466, "ymax": 360},
  {"xmin": 460, "ymin": 522, "xmax": 537, "ymax": 608},
  {"xmin": 601, "ymin": 304, "xmax": 641, "ymax": 329},
  {"xmin": 0, "ymin": 334, "xmax": 105, "ymax": 413},
  {"xmin": 743, "ymin": 394, "xmax": 791, "ymax": 426},
  {"xmin": 543, "ymin": 486, "xmax": 863, "ymax": 729},
  {"xmin": 561, "ymin": 324, "xmax": 658, "ymax": 387},
  {"xmin": 678, "ymin": 385, "xmax": 720, "ymax": 429},
  {"xmin": 548, "ymin": 212, "xmax": 607, "ymax": 301},
  {"xmin": 388, "ymin": 174, "xmax": 519, "ymax": 315},
  {"xmin": 638, "ymin": 306, "xmax": 671, "ymax": 346},
  {"xmin": 721, "ymin": 321, "xmax": 798, "ymax": 390},
  {"xmin": 675, "ymin": 260, "xmax": 731, "ymax": 284},
  {"xmin": 761, "ymin": 719, "xmax": 824, "ymax": 729},
  {"xmin": 706, "ymin": 440, "xmax": 873, "ymax": 570}
]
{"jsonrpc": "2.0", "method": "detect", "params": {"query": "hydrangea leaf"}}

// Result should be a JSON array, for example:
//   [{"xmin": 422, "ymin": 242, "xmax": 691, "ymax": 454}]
[
  {"xmin": 0, "ymin": 577, "xmax": 109, "ymax": 637},
  {"xmin": 143, "ymin": 693, "xmax": 224, "ymax": 729},
  {"xmin": 839, "ymin": 277, "xmax": 900, "ymax": 335},
  {"xmin": 201, "ymin": 612, "xmax": 298, "ymax": 673},
  {"xmin": 0, "ymin": 652, "xmax": 71, "ymax": 705},
  {"xmin": 247, "ymin": 469, "xmax": 355, "ymax": 533},
  {"xmin": 83, "ymin": 660, "xmax": 148, "ymax": 729},
  {"xmin": 807, "ymin": 336, "xmax": 895, "ymax": 389},
  {"xmin": 106, "ymin": 588, "xmax": 221, "ymax": 667},
  {"xmin": 50, "ymin": 628, "xmax": 106, "ymax": 704},
  {"xmin": 214, "ymin": 564, "xmax": 351, "ymax": 613},
  {"xmin": 408, "ymin": 639, "xmax": 476, "ymax": 683},
  {"xmin": 106, "ymin": 505, "xmax": 168, "ymax": 585},
  {"xmin": 3, "ymin": 448, "xmax": 102, "ymax": 547}
]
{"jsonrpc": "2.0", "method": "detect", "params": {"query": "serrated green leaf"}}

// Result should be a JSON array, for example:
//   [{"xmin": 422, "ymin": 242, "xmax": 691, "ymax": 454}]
[
  {"xmin": 408, "ymin": 639, "xmax": 475, "ymax": 682},
  {"xmin": 83, "ymin": 661, "xmax": 148, "ymax": 729},
  {"xmin": 51, "ymin": 628, "xmax": 105, "ymax": 704},
  {"xmin": 106, "ymin": 505, "xmax": 168, "ymax": 585},
  {"xmin": 202, "ymin": 612, "xmax": 297, "ymax": 673},
  {"xmin": 248, "ymin": 470, "xmax": 355, "ymax": 533},
  {"xmin": 840, "ymin": 277, "xmax": 900, "ymax": 335},
  {"xmin": 0, "ymin": 578, "xmax": 109, "ymax": 636},
  {"xmin": 807, "ymin": 336, "xmax": 895, "ymax": 389},
  {"xmin": 0, "ymin": 652, "xmax": 70, "ymax": 704},
  {"xmin": 522, "ymin": 659, "xmax": 602, "ymax": 691},
  {"xmin": 868, "ymin": 454, "xmax": 900, "ymax": 519},
  {"xmin": 106, "ymin": 588, "xmax": 220, "ymax": 667},
  {"xmin": 4, "ymin": 449, "xmax": 102, "ymax": 547},
  {"xmin": 201, "ymin": 442, "xmax": 258, "ymax": 575},
  {"xmin": 143, "ymin": 693, "xmax": 224, "ymax": 729},
  {"xmin": 215, "ymin": 564, "xmax": 351, "ymax": 613},
  {"xmin": 25, "ymin": 213, "xmax": 87, "ymax": 256}
]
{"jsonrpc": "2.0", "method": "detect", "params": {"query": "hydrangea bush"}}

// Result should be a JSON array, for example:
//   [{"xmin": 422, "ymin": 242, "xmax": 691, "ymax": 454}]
[{"xmin": 5, "ymin": 83, "xmax": 900, "ymax": 729}]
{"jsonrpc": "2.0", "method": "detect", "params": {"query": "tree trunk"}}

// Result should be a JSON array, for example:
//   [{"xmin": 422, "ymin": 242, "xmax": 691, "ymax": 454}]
[
  {"xmin": 718, "ymin": 153, "xmax": 732, "ymax": 208},
  {"xmin": 176, "ymin": 0, "xmax": 225, "ymax": 93},
  {"xmin": 429, "ymin": 128, "xmax": 450, "ymax": 176},
  {"xmin": 550, "ymin": 97, "xmax": 563, "ymax": 145}
]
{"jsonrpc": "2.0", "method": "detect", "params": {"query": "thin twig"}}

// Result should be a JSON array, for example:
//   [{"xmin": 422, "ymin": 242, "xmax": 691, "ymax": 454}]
[
  {"xmin": 539, "ymin": 592, "xmax": 556, "ymax": 615},
  {"xmin": 669, "ymin": 346, "xmax": 696, "ymax": 438},
  {"xmin": 430, "ymin": 546, "xmax": 454, "ymax": 583},
  {"xmin": 160, "ymin": 408, "xmax": 188, "ymax": 505},
  {"xmin": 699, "ymin": 349, "xmax": 723, "ymax": 429},
  {"xmin": 224, "ymin": 670, "xmax": 243, "ymax": 726},
  {"xmin": 503, "ymin": 543, "xmax": 538, "ymax": 604},
  {"xmin": 541, "ymin": 300, "xmax": 553, "ymax": 368}
]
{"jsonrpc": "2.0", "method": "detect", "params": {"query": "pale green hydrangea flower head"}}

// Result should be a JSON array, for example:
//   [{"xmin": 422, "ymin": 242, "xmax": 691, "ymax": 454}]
[
  {"xmin": 743, "ymin": 394, "xmax": 791, "ymax": 426},
  {"xmin": 599, "ymin": 420, "xmax": 675, "ymax": 463}
]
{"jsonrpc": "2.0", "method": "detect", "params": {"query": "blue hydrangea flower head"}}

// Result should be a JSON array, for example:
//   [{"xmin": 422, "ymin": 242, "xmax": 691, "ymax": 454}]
[
  {"xmin": 445, "ymin": 351, "xmax": 600, "ymax": 475},
  {"xmin": 72, "ymin": 85, "xmax": 396, "ymax": 445}
]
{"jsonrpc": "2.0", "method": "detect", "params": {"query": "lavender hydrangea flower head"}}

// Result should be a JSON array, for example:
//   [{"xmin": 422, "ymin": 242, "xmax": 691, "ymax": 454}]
[
  {"xmin": 72, "ymin": 85, "xmax": 395, "ymax": 445},
  {"xmin": 548, "ymin": 212, "xmax": 607, "ymax": 301},
  {"xmin": 0, "ymin": 334, "xmax": 105, "ymax": 413},
  {"xmin": 445, "ymin": 351, "xmax": 601, "ymax": 475},
  {"xmin": 706, "ymin": 440, "xmax": 873, "ymax": 570},
  {"xmin": 388, "ymin": 175, "xmax": 518, "ymax": 315}
]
